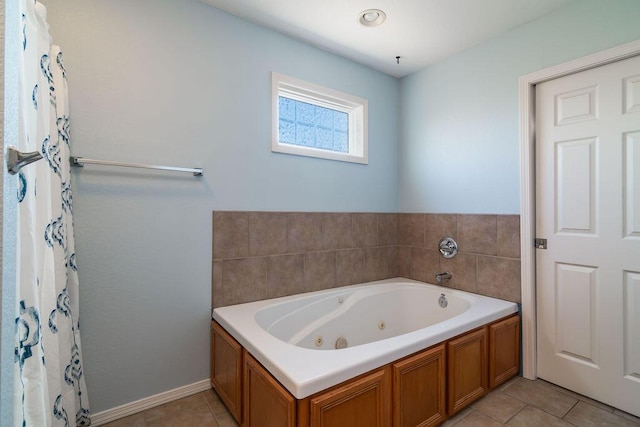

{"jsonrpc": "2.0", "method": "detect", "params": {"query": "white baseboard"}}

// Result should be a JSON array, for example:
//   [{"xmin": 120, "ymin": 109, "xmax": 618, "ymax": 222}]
[{"xmin": 90, "ymin": 379, "xmax": 212, "ymax": 426}]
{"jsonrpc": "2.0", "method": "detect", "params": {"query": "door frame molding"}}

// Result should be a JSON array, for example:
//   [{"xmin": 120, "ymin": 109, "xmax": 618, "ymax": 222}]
[{"xmin": 519, "ymin": 39, "xmax": 640, "ymax": 379}]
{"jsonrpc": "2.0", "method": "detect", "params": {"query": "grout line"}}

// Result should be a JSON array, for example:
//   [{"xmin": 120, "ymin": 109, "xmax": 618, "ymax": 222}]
[
  {"xmin": 561, "ymin": 400, "xmax": 580, "ymax": 420},
  {"xmin": 213, "ymin": 245, "xmax": 400, "ymax": 261},
  {"xmin": 503, "ymin": 403, "xmax": 528, "ymax": 424}
]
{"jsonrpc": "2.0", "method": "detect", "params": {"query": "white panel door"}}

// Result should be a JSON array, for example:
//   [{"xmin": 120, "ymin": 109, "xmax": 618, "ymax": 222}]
[{"xmin": 536, "ymin": 54, "xmax": 640, "ymax": 416}]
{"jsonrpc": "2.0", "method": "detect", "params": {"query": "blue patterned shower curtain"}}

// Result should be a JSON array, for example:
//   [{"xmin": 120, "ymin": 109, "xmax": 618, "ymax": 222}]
[{"xmin": 14, "ymin": 1, "xmax": 90, "ymax": 426}]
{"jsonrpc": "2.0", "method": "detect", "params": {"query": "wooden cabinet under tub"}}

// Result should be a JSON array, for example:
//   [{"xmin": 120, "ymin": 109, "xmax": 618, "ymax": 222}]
[
  {"xmin": 244, "ymin": 351, "xmax": 296, "ymax": 427},
  {"xmin": 210, "ymin": 321, "xmax": 243, "ymax": 423},
  {"xmin": 307, "ymin": 366, "xmax": 391, "ymax": 427},
  {"xmin": 392, "ymin": 344, "xmax": 446, "ymax": 427},
  {"xmin": 488, "ymin": 315, "xmax": 520, "ymax": 389},
  {"xmin": 447, "ymin": 327, "xmax": 488, "ymax": 415},
  {"xmin": 210, "ymin": 314, "xmax": 520, "ymax": 427}
]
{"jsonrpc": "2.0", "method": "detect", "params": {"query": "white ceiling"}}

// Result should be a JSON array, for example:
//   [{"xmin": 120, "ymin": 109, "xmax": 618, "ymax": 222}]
[{"xmin": 199, "ymin": 0, "xmax": 574, "ymax": 78}]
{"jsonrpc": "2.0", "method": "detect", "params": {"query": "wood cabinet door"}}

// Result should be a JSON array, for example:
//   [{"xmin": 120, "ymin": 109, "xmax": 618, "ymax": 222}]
[
  {"xmin": 447, "ymin": 327, "xmax": 488, "ymax": 415},
  {"xmin": 211, "ymin": 321, "xmax": 243, "ymax": 423},
  {"xmin": 393, "ymin": 344, "xmax": 446, "ymax": 427},
  {"xmin": 244, "ymin": 351, "xmax": 296, "ymax": 427},
  {"xmin": 489, "ymin": 315, "xmax": 520, "ymax": 389},
  {"xmin": 310, "ymin": 366, "xmax": 391, "ymax": 427}
]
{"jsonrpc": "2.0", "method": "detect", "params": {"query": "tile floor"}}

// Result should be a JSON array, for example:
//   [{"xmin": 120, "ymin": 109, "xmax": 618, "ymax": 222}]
[{"xmin": 104, "ymin": 377, "xmax": 640, "ymax": 427}]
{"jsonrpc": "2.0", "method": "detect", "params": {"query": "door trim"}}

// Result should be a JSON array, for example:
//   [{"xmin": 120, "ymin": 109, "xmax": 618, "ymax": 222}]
[{"xmin": 519, "ymin": 39, "xmax": 640, "ymax": 380}]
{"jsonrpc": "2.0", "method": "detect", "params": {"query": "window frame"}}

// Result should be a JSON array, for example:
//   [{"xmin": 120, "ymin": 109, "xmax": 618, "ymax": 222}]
[{"xmin": 271, "ymin": 72, "xmax": 368, "ymax": 164}]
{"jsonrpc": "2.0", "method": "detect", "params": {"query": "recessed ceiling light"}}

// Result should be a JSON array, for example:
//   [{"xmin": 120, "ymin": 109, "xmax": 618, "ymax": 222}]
[{"xmin": 359, "ymin": 9, "xmax": 386, "ymax": 27}]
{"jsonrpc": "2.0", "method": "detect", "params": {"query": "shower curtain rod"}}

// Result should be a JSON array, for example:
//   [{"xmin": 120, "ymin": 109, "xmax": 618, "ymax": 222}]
[{"xmin": 70, "ymin": 156, "xmax": 204, "ymax": 177}]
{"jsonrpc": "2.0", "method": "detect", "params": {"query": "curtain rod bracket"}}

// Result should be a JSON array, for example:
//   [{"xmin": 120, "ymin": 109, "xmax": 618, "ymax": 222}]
[{"xmin": 7, "ymin": 146, "xmax": 44, "ymax": 175}]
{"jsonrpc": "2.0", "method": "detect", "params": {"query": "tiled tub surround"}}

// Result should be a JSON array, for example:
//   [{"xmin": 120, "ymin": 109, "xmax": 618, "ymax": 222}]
[
  {"xmin": 212, "ymin": 211, "xmax": 520, "ymax": 308},
  {"xmin": 398, "ymin": 214, "xmax": 522, "ymax": 303},
  {"xmin": 212, "ymin": 212, "xmax": 399, "ymax": 307}
]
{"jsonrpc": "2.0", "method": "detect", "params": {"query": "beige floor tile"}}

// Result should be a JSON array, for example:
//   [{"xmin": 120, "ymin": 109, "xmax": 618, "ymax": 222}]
[
  {"xmin": 506, "ymin": 406, "xmax": 573, "ymax": 427},
  {"xmin": 442, "ymin": 406, "xmax": 475, "ymax": 426},
  {"xmin": 473, "ymin": 391, "xmax": 526, "ymax": 423},
  {"xmin": 157, "ymin": 410, "xmax": 220, "ymax": 427},
  {"xmin": 498, "ymin": 376, "xmax": 521, "ymax": 392},
  {"xmin": 613, "ymin": 409, "xmax": 640, "ymax": 424},
  {"xmin": 102, "ymin": 412, "xmax": 146, "ymax": 427},
  {"xmin": 540, "ymin": 380, "xmax": 615, "ymax": 413},
  {"xmin": 142, "ymin": 393, "xmax": 212, "ymax": 424},
  {"xmin": 564, "ymin": 401, "xmax": 639, "ymax": 427},
  {"xmin": 168, "ymin": 393, "xmax": 209, "ymax": 410},
  {"xmin": 215, "ymin": 411, "xmax": 240, "ymax": 427},
  {"xmin": 205, "ymin": 389, "xmax": 232, "ymax": 416},
  {"xmin": 141, "ymin": 402, "xmax": 183, "ymax": 422},
  {"xmin": 452, "ymin": 410, "xmax": 504, "ymax": 426},
  {"xmin": 503, "ymin": 378, "xmax": 577, "ymax": 418}
]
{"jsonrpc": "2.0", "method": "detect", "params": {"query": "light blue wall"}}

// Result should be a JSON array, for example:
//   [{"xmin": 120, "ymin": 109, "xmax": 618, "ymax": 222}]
[
  {"xmin": 399, "ymin": 0, "xmax": 640, "ymax": 214},
  {"xmin": 40, "ymin": 0, "xmax": 399, "ymax": 413}
]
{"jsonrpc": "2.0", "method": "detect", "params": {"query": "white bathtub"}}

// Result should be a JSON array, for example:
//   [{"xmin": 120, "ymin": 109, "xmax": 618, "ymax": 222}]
[{"xmin": 212, "ymin": 278, "xmax": 518, "ymax": 399}]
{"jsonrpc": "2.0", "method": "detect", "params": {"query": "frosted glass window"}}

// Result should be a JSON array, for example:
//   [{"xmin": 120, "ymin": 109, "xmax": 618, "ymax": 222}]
[
  {"xmin": 278, "ymin": 97, "xmax": 349, "ymax": 153},
  {"xmin": 272, "ymin": 72, "xmax": 368, "ymax": 164}
]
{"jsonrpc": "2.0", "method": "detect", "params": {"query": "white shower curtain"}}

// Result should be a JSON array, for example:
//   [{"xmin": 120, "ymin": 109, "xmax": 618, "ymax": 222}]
[{"xmin": 14, "ymin": 1, "xmax": 90, "ymax": 426}]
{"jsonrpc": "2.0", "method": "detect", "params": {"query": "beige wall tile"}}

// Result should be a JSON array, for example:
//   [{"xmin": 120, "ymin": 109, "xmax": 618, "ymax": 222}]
[
  {"xmin": 477, "ymin": 256, "xmax": 521, "ymax": 303},
  {"xmin": 304, "ymin": 251, "xmax": 336, "ymax": 292},
  {"xmin": 288, "ymin": 212, "xmax": 324, "ymax": 253},
  {"xmin": 399, "ymin": 213, "xmax": 425, "ymax": 247},
  {"xmin": 336, "ymin": 249, "xmax": 364, "ymax": 286},
  {"xmin": 267, "ymin": 254, "xmax": 304, "ymax": 298},
  {"xmin": 212, "ymin": 261, "xmax": 222, "ymax": 308},
  {"xmin": 457, "ymin": 214, "xmax": 497, "ymax": 255},
  {"xmin": 410, "ymin": 247, "xmax": 440, "ymax": 283},
  {"xmin": 387, "ymin": 246, "xmax": 398, "ymax": 278},
  {"xmin": 398, "ymin": 246, "xmax": 412, "ymax": 278},
  {"xmin": 212, "ymin": 210, "xmax": 523, "ymax": 307},
  {"xmin": 378, "ymin": 213, "xmax": 398, "ymax": 245},
  {"xmin": 221, "ymin": 258, "xmax": 268, "ymax": 305},
  {"xmin": 322, "ymin": 213, "xmax": 354, "ymax": 250},
  {"xmin": 352, "ymin": 213, "xmax": 378, "ymax": 247},
  {"xmin": 248, "ymin": 212, "xmax": 288, "ymax": 257},
  {"xmin": 213, "ymin": 211, "xmax": 249, "ymax": 259},
  {"xmin": 440, "ymin": 253, "xmax": 477, "ymax": 293},
  {"xmin": 363, "ymin": 247, "xmax": 388, "ymax": 282},
  {"xmin": 425, "ymin": 214, "xmax": 457, "ymax": 250},
  {"xmin": 497, "ymin": 215, "xmax": 521, "ymax": 258}
]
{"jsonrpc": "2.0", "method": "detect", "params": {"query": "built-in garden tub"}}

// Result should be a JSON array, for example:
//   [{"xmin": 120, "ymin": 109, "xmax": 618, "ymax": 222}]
[{"xmin": 211, "ymin": 278, "xmax": 520, "ymax": 427}]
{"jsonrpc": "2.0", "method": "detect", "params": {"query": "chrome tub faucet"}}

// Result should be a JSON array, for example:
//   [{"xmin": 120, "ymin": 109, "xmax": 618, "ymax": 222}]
[{"xmin": 435, "ymin": 271, "xmax": 452, "ymax": 283}]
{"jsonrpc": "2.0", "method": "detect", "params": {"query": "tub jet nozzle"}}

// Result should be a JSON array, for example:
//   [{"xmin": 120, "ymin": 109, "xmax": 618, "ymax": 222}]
[{"xmin": 335, "ymin": 337, "xmax": 348, "ymax": 349}]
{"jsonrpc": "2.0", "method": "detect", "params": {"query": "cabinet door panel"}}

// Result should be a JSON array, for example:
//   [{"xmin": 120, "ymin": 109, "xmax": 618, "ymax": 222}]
[
  {"xmin": 393, "ymin": 344, "xmax": 446, "ymax": 427},
  {"xmin": 244, "ymin": 352, "xmax": 296, "ymax": 427},
  {"xmin": 310, "ymin": 367, "xmax": 391, "ymax": 427},
  {"xmin": 489, "ymin": 315, "xmax": 520, "ymax": 389},
  {"xmin": 448, "ymin": 327, "xmax": 488, "ymax": 415},
  {"xmin": 211, "ymin": 321, "xmax": 242, "ymax": 423}
]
